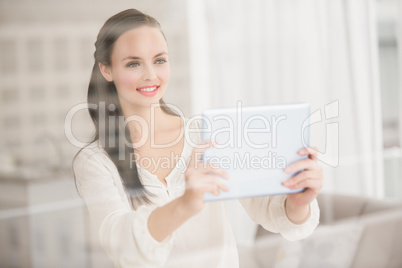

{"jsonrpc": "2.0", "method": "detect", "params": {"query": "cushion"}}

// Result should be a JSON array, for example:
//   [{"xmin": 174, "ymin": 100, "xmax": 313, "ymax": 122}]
[{"xmin": 273, "ymin": 223, "xmax": 364, "ymax": 268}]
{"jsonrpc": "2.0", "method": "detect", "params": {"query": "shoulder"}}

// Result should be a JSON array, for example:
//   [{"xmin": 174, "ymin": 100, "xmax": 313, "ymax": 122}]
[
  {"xmin": 74, "ymin": 140, "xmax": 106, "ymax": 162},
  {"xmin": 73, "ymin": 141, "xmax": 115, "ymax": 176}
]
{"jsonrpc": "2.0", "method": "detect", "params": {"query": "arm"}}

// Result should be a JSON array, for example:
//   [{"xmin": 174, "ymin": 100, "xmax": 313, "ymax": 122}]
[
  {"xmin": 148, "ymin": 140, "xmax": 230, "ymax": 242},
  {"xmin": 239, "ymin": 146, "xmax": 323, "ymax": 241},
  {"xmin": 74, "ymin": 148, "xmax": 175, "ymax": 267},
  {"xmin": 147, "ymin": 197, "xmax": 194, "ymax": 242},
  {"xmin": 285, "ymin": 197, "xmax": 311, "ymax": 224},
  {"xmin": 74, "ymin": 141, "xmax": 229, "ymax": 265},
  {"xmin": 239, "ymin": 195, "xmax": 320, "ymax": 241}
]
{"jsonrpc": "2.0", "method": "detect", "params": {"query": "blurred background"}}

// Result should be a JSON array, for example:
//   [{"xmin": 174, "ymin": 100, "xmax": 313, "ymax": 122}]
[{"xmin": 0, "ymin": 0, "xmax": 401, "ymax": 267}]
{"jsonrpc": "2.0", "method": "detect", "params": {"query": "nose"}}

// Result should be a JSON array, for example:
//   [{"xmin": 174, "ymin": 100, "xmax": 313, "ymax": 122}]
[{"xmin": 143, "ymin": 64, "xmax": 157, "ymax": 81}]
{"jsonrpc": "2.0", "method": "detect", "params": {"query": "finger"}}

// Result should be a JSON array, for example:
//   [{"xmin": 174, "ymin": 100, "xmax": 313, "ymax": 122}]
[
  {"xmin": 187, "ymin": 140, "xmax": 218, "ymax": 168},
  {"xmin": 187, "ymin": 180, "xmax": 220, "ymax": 196},
  {"xmin": 284, "ymin": 158, "xmax": 319, "ymax": 174},
  {"xmin": 201, "ymin": 176, "xmax": 230, "ymax": 192},
  {"xmin": 210, "ymin": 185, "xmax": 221, "ymax": 196},
  {"xmin": 298, "ymin": 146, "xmax": 319, "ymax": 160},
  {"xmin": 289, "ymin": 178, "xmax": 323, "ymax": 193},
  {"xmin": 186, "ymin": 173, "xmax": 218, "ymax": 185},
  {"xmin": 200, "ymin": 162, "xmax": 230, "ymax": 179},
  {"xmin": 207, "ymin": 169, "xmax": 230, "ymax": 179},
  {"xmin": 187, "ymin": 174, "xmax": 230, "ymax": 191},
  {"xmin": 188, "ymin": 160, "xmax": 230, "ymax": 179},
  {"xmin": 206, "ymin": 180, "xmax": 230, "ymax": 195},
  {"xmin": 282, "ymin": 170, "xmax": 318, "ymax": 188},
  {"xmin": 196, "ymin": 160, "xmax": 219, "ymax": 171},
  {"xmin": 188, "ymin": 177, "xmax": 230, "ymax": 195},
  {"xmin": 216, "ymin": 180, "xmax": 230, "ymax": 192},
  {"xmin": 204, "ymin": 183, "xmax": 229, "ymax": 196}
]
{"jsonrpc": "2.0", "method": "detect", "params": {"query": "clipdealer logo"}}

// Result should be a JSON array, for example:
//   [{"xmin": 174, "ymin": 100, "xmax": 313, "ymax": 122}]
[
  {"xmin": 302, "ymin": 100, "xmax": 339, "ymax": 167},
  {"xmin": 64, "ymin": 101, "xmax": 339, "ymax": 167}
]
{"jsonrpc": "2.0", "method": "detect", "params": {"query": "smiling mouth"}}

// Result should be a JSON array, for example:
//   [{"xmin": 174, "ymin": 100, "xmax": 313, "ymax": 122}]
[{"xmin": 137, "ymin": 86, "xmax": 159, "ymax": 92}]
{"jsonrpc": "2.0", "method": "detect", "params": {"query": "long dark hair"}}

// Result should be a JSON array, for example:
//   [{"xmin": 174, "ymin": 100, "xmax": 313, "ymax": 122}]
[{"xmin": 74, "ymin": 9, "xmax": 178, "ymax": 208}]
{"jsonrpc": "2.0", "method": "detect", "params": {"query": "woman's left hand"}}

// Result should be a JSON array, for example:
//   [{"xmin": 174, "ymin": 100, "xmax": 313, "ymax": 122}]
[{"xmin": 282, "ymin": 146, "xmax": 323, "ymax": 223}]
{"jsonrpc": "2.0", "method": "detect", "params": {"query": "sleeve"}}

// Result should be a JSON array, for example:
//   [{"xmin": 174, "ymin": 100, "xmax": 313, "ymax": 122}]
[
  {"xmin": 238, "ymin": 194, "xmax": 320, "ymax": 241},
  {"xmin": 73, "ymin": 148, "xmax": 174, "ymax": 267}
]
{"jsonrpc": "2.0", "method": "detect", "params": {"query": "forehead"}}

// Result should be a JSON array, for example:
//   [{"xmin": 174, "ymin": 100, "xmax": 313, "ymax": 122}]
[{"xmin": 111, "ymin": 26, "xmax": 168, "ymax": 60}]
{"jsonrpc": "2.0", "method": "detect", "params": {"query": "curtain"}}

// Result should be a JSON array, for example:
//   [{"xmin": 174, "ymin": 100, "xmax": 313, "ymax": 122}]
[
  {"xmin": 398, "ymin": 1, "xmax": 402, "ymax": 148},
  {"xmin": 187, "ymin": 0, "xmax": 383, "ymax": 246}
]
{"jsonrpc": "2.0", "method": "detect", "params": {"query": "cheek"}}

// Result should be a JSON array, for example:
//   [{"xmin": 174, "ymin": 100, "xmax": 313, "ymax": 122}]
[
  {"xmin": 114, "ymin": 70, "xmax": 141, "ymax": 90},
  {"xmin": 159, "ymin": 66, "xmax": 171, "ymax": 83}
]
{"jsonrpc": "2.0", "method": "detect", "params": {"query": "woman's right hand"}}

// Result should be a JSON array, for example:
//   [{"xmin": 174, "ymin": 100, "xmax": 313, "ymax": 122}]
[
  {"xmin": 147, "ymin": 141, "xmax": 230, "ymax": 242},
  {"xmin": 180, "ymin": 140, "xmax": 230, "ymax": 215}
]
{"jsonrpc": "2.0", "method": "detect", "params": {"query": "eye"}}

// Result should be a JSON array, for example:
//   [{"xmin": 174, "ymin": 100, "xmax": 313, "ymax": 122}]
[
  {"xmin": 155, "ymin": 59, "xmax": 167, "ymax": 64},
  {"xmin": 127, "ymin": 62, "xmax": 140, "ymax": 68}
]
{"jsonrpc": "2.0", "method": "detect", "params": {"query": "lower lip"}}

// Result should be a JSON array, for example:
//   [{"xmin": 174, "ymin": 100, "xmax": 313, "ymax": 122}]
[{"xmin": 136, "ymin": 87, "xmax": 159, "ymax": 97}]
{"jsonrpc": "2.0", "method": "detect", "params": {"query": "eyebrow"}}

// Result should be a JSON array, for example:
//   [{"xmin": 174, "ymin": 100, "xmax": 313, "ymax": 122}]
[{"xmin": 122, "ymin": 52, "xmax": 168, "ymax": 61}]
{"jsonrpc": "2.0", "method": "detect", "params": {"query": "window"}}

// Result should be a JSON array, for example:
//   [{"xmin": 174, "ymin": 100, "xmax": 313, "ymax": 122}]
[{"xmin": 377, "ymin": 0, "xmax": 402, "ymax": 198}]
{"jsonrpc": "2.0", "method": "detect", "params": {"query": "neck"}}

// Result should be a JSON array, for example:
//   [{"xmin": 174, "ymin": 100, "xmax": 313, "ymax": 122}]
[{"xmin": 119, "ymin": 101, "xmax": 173, "ymax": 141}]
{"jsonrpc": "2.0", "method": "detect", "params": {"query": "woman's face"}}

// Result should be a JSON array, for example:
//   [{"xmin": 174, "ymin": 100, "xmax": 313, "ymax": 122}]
[{"xmin": 100, "ymin": 26, "xmax": 170, "ymax": 111}]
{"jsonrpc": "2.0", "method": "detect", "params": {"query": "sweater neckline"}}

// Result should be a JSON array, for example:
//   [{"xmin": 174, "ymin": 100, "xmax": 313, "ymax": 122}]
[{"xmin": 135, "ymin": 117, "xmax": 193, "ymax": 188}]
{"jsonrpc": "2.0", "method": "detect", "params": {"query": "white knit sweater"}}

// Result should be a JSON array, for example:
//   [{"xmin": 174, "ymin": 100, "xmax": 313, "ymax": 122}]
[{"xmin": 73, "ymin": 117, "xmax": 320, "ymax": 268}]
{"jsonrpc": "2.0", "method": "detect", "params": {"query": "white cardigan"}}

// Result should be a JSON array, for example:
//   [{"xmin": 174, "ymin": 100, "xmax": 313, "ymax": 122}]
[{"xmin": 73, "ymin": 117, "xmax": 320, "ymax": 268}]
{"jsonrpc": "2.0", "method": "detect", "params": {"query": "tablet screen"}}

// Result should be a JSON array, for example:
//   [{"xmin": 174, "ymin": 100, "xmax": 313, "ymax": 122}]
[{"xmin": 201, "ymin": 102, "xmax": 310, "ymax": 201}]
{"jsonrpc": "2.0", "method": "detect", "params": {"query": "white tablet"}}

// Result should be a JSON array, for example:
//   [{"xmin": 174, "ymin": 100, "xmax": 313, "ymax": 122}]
[{"xmin": 201, "ymin": 103, "xmax": 310, "ymax": 201}]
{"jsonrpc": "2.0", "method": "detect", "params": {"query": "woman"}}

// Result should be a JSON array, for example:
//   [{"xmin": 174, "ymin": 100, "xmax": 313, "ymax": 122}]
[{"xmin": 73, "ymin": 8, "xmax": 323, "ymax": 267}]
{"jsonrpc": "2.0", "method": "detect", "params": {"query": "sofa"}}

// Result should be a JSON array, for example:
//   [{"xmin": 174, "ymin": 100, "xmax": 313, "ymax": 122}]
[{"xmin": 238, "ymin": 193, "xmax": 402, "ymax": 268}]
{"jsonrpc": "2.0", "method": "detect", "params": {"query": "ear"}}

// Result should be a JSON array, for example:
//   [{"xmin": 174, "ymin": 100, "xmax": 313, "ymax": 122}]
[{"xmin": 98, "ymin": 62, "xmax": 113, "ymax": 82}]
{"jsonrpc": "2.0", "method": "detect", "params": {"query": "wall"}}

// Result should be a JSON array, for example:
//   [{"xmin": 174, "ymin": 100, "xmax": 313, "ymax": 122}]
[{"xmin": 0, "ymin": 0, "xmax": 191, "ymax": 173}]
